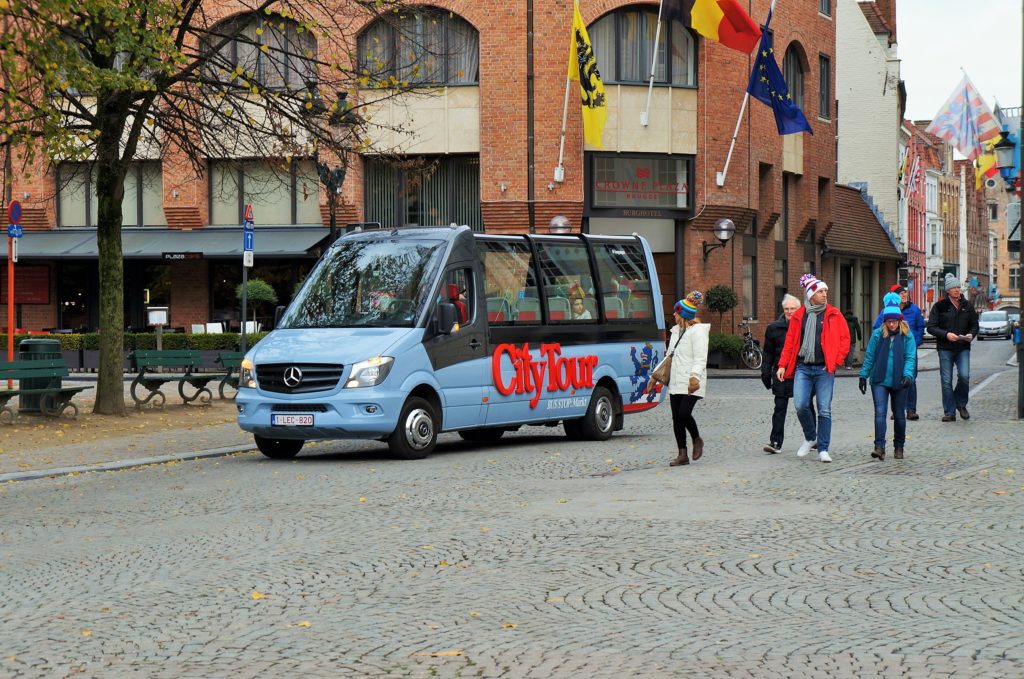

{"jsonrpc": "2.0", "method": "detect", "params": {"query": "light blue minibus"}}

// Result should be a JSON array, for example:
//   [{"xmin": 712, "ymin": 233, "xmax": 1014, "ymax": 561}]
[{"xmin": 236, "ymin": 225, "xmax": 666, "ymax": 459}]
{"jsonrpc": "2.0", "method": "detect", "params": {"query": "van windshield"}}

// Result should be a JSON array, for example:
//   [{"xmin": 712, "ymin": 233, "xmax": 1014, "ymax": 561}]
[{"xmin": 280, "ymin": 238, "xmax": 446, "ymax": 328}]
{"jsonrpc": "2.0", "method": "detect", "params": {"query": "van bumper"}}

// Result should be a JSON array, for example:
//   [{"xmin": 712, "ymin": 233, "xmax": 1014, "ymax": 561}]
[{"xmin": 235, "ymin": 388, "xmax": 406, "ymax": 440}]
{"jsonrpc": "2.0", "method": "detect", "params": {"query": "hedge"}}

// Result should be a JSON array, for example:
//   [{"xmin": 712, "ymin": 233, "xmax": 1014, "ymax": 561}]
[
  {"xmin": 708, "ymin": 332, "xmax": 744, "ymax": 361},
  {"xmin": 0, "ymin": 332, "xmax": 269, "ymax": 352}
]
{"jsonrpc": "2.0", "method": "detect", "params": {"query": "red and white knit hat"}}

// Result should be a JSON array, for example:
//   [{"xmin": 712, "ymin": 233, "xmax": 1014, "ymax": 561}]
[{"xmin": 799, "ymin": 273, "xmax": 828, "ymax": 301}]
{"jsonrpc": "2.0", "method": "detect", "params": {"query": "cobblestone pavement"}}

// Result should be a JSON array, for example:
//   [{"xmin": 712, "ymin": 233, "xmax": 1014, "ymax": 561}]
[{"xmin": 0, "ymin": 341, "xmax": 1021, "ymax": 677}]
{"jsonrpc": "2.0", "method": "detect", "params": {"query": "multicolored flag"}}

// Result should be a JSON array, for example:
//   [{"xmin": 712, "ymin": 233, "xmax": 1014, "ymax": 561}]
[
  {"xmin": 745, "ymin": 9, "xmax": 812, "ymax": 136},
  {"xmin": 664, "ymin": 0, "xmax": 762, "ymax": 53},
  {"xmin": 905, "ymin": 153, "xmax": 921, "ymax": 199},
  {"xmin": 568, "ymin": 0, "xmax": 607, "ymax": 148},
  {"xmin": 925, "ymin": 75, "xmax": 1000, "ymax": 160},
  {"xmin": 975, "ymin": 136, "xmax": 1001, "ymax": 188}
]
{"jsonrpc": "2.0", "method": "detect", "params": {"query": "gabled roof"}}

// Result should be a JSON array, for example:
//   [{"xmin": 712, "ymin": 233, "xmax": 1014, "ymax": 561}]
[
  {"xmin": 858, "ymin": 2, "xmax": 894, "ymax": 45},
  {"xmin": 825, "ymin": 185, "xmax": 901, "ymax": 261}
]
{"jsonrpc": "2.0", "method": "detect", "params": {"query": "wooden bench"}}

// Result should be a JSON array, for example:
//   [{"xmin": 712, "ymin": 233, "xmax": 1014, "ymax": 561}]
[
  {"xmin": 0, "ymin": 358, "xmax": 92, "ymax": 423},
  {"xmin": 129, "ymin": 350, "xmax": 225, "ymax": 408},
  {"xmin": 214, "ymin": 351, "xmax": 245, "ymax": 399}
]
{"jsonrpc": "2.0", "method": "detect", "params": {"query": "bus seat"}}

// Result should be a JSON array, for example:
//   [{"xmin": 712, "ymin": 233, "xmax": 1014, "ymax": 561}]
[
  {"xmin": 447, "ymin": 283, "xmax": 468, "ymax": 323},
  {"xmin": 487, "ymin": 297, "xmax": 511, "ymax": 317},
  {"xmin": 603, "ymin": 296, "xmax": 625, "ymax": 319},
  {"xmin": 547, "ymin": 296, "xmax": 571, "ymax": 319},
  {"xmin": 515, "ymin": 296, "xmax": 540, "ymax": 322},
  {"xmin": 628, "ymin": 297, "xmax": 653, "ymax": 318},
  {"xmin": 488, "ymin": 311, "xmax": 506, "ymax": 322},
  {"xmin": 582, "ymin": 297, "xmax": 598, "ymax": 318}
]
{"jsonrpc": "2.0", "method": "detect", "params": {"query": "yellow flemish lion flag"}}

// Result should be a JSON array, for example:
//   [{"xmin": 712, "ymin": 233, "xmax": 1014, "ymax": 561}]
[{"xmin": 568, "ymin": 0, "xmax": 607, "ymax": 148}]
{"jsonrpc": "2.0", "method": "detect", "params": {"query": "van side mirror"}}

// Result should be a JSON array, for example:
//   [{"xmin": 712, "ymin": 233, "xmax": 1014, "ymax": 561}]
[
  {"xmin": 435, "ymin": 303, "xmax": 458, "ymax": 335},
  {"xmin": 274, "ymin": 305, "xmax": 286, "ymax": 327}
]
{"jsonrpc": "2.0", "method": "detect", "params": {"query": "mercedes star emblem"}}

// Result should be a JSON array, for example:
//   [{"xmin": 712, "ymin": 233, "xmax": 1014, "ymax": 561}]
[{"xmin": 283, "ymin": 366, "xmax": 303, "ymax": 388}]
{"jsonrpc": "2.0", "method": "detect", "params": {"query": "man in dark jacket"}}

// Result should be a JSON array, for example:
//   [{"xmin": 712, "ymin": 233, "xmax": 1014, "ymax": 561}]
[
  {"xmin": 843, "ymin": 310, "xmax": 862, "ymax": 369},
  {"xmin": 873, "ymin": 284, "xmax": 926, "ymax": 419},
  {"xmin": 761, "ymin": 294, "xmax": 802, "ymax": 453},
  {"xmin": 926, "ymin": 274, "xmax": 980, "ymax": 421}
]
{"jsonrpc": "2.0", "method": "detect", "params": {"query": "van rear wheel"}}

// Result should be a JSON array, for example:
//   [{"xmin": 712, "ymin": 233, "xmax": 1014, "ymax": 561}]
[
  {"xmin": 388, "ymin": 396, "xmax": 437, "ymax": 459},
  {"xmin": 254, "ymin": 435, "xmax": 304, "ymax": 459},
  {"xmin": 578, "ymin": 386, "xmax": 616, "ymax": 441}
]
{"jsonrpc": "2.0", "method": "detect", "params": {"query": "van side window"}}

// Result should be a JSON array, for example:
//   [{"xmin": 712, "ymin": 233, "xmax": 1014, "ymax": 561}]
[
  {"xmin": 592, "ymin": 242, "xmax": 653, "ymax": 321},
  {"xmin": 534, "ymin": 240, "xmax": 594, "ymax": 322},
  {"xmin": 480, "ymin": 239, "xmax": 539, "ymax": 324},
  {"xmin": 444, "ymin": 268, "xmax": 474, "ymax": 325}
]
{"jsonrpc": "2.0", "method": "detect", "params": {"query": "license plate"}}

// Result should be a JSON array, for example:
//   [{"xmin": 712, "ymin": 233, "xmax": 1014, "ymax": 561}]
[{"xmin": 272, "ymin": 414, "xmax": 314, "ymax": 426}]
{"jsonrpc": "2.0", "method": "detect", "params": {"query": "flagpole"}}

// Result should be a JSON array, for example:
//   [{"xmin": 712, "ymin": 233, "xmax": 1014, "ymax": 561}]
[
  {"xmin": 640, "ymin": 0, "xmax": 666, "ymax": 126},
  {"xmin": 716, "ymin": 0, "xmax": 777, "ymax": 187},
  {"xmin": 556, "ymin": 75, "xmax": 572, "ymax": 182}
]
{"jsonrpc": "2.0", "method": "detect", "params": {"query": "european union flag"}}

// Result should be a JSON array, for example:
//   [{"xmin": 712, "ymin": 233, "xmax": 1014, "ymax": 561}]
[{"xmin": 746, "ymin": 10, "xmax": 812, "ymax": 136}]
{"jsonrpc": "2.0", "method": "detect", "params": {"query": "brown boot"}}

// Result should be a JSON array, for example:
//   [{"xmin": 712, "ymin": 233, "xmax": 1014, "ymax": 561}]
[
  {"xmin": 871, "ymin": 446, "xmax": 885, "ymax": 460},
  {"xmin": 669, "ymin": 448, "xmax": 689, "ymax": 466},
  {"xmin": 691, "ymin": 437, "xmax": 704, "ymax": 461},
  {"xmin": 893, "ymin": 447, "xmax": 904, "ymax": 459}
]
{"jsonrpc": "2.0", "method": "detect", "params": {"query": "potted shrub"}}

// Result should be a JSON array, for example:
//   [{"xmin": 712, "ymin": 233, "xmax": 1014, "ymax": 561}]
[
  {"xmin": 235, "ymin": 279, "xmax": 278, "ymax": 332},
  {"xmin": 705, "ymin": 284, "xmax": 739, "ymax": 333},
  {"xmin": 707, "ymin": 332, "xmax": 744, "ymax": 368}
]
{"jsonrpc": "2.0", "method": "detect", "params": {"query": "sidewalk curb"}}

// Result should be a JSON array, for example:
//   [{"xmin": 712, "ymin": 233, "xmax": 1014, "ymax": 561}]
[{"xmin": 0, "ymin": 444, "xmax": 255, "ymax": 484}]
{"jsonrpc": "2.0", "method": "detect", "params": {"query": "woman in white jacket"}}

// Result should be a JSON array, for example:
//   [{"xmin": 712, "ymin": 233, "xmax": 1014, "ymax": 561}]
[{"xmin": 658, "ymin": 290, "xmax": 710, "ymax": 467}]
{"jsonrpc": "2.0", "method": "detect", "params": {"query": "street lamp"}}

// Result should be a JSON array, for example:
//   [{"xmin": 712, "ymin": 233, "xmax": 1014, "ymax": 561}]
[
  {"xmin": 993, "ymin": 128, "xmax": 1018, "ymax": 190},
  {"xmin": 308, "ymin": 88, "xmax": 359, "ymax": 243},
  {"xmin": 702, "ymin": 218, "xmax": 736, "ymax": 261}
]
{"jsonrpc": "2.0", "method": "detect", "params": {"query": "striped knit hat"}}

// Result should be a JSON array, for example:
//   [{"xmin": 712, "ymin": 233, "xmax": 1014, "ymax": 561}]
[
  {"xmin": 673, "ymin": 290, "xmax": 704, "ymax": 320},
  {"xmin": 799, "ymin": 273, "xmax": 828, "ymax": 301},
  {"xmin": 882, "ymin": 292, "xmax": 903, "ymax": 321}
]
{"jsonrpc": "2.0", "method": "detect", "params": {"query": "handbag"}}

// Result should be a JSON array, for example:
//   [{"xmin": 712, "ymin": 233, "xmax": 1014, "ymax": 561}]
[{"xmin": 651, "ymin": 330, "xmax": 683, "ymax": 386}]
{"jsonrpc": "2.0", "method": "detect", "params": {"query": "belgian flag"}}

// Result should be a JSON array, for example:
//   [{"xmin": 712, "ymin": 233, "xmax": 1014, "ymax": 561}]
[{"xmin": 664, "ymin": 0, "xmax": 762, "ymax": 54}]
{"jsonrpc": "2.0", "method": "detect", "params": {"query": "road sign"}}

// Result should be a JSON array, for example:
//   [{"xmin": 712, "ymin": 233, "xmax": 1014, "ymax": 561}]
[
  {"xmin": 7, "ymin": 224, "xmax": 22, "ymax": 238},
  {"xmin": 7, "ymin": 200, "xmax": 21, "ymax": 225},
  {"xmin": 243, "ymin": 230, "xmax": 254, "ymax": 251},
  {"xmin": 243, "ymin": 219, "xmax": 254, "ymax": 232},
  {"xmin": 244, "ymin": 204, "xmax": 254, "ymax": 223},
  {"xmin": 243, "ymin": 251, "xmax": 254, "ymax": 267}
]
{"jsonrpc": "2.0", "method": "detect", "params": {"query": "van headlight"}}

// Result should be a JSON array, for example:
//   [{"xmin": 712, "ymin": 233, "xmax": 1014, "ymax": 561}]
[
  {"xmin": 240, "ymin": 359, "xmax": 257, "ymax": 389},
  {"xmin": 345, "ymin": 356, "xmax": 394, "ymax": 388}
]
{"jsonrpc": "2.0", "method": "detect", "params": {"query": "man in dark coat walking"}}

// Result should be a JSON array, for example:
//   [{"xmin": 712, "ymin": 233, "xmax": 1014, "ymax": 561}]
[
  {"xmin": 761, "ymin": 294, "xmax": 802, "ymax": 453},
  {"xmin": 927, "ymin": 274, "xmax": 979, "ymax": 421},
  {"xmin": 843, "ymin": 310, "xmax": 862, "ymax": 369}
]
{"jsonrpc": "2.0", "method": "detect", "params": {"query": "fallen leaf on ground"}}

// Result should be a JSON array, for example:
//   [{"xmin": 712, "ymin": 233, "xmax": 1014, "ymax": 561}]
[
  {"xmin": 251, "ymin": 591, "xmax": 266, "ymax": 600},
  {"xmin": 414, "ymin": 651, "xmax": 463, "ymax": 657}
]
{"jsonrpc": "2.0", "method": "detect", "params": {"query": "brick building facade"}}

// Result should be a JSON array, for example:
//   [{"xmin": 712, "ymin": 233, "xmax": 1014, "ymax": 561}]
[{"xmin": 3, "ymin": 0, "xmax": 840, "ymax": 335}]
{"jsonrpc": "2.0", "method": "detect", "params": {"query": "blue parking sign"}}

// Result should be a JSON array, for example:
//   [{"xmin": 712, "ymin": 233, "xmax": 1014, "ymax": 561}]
[{"xmin": 7, "ymin": 224, "xmax": 22, "ymax": 238}]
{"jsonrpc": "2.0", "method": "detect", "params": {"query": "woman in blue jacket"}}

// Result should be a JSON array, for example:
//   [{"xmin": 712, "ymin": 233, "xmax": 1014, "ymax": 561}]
[
  {"xmin": 872, "ymin": 285, "xmax": 925, "ymax": 419},
  {"xmin": 860, "ymin": 295, "xmax": 917, "ymax": 460}
]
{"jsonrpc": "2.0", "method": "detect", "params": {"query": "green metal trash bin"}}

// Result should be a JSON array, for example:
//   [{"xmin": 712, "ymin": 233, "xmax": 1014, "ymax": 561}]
[{"xmin": 18, "ymin": 338, "xmax": 62, "ymax": 413}]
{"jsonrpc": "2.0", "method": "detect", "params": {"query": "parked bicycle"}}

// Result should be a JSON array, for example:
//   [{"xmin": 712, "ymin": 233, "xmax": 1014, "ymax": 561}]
[{"xmin": 739, "ymin": 318, "xmax": 763, "ymax": 370}]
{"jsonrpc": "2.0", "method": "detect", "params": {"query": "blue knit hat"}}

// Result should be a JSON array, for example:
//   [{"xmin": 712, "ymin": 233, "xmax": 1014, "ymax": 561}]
[{"xmin": 882, "ymin": 292, "xmax": 903, "ymax": 321}]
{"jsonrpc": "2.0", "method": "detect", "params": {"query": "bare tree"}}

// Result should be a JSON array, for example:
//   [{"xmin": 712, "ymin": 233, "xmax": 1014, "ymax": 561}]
[{"xmin": 0, "ymin": 0, "xmax": 453, "ymax": 414}]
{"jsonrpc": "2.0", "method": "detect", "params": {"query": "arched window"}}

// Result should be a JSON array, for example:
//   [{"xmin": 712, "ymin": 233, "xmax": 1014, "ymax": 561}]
[
  {"xmin": 358, "ymin": 8, "xmax": 479, "ymax": 86},
  {"xmin": 782, "ymin": 45, "xmax": 804, "ymax": 109},
  {"xmin": 589, "ymin": 7, "xmax": 696, "ymax": 86},
  {"xmin": 205, "ymin": 14, "xmax": 316, "ymax": 90}
]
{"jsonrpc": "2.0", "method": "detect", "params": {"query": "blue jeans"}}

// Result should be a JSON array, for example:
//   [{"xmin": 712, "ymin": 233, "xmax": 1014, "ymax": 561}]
[
  {"xmin": 872, "ymin": 383, "xmax": 908, "ymax": 449},
  {"xmin": 793, "ymin": 363, "xmax": 835, "ymax": 452},
  {"xmin": 937, "ymin": 349, "xmax": 970, "ymax": 415},
  {"xmin": 906, "ymin": 346, "xmax": 918, "ymax": 413}
]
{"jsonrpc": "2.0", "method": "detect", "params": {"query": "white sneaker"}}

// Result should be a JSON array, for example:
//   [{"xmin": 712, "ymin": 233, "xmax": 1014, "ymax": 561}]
[
  {"xmin": 818, "ymin": 451, "xmax": 832, "ymax": 463},
  {"xmin": 797, "ymin": 439, "xmax": 816, "ymax": 457}
]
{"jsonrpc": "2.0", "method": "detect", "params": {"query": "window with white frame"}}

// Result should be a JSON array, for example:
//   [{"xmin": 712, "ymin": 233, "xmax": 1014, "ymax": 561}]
[
  {"xmin": 208, "ymin": 159, "xmax": 321, "ymax": 225},
  {"xmin": 988, "ymin": 202, "xmax": 999, "ymax": 221},
  {"xmin": 204, "ymin": 14, "xmax": 316, "ymax": 90},
  {"xmin": 820, "ymin": 0, "xmax": 832, "ymax": 17},
  {"xmin": 1011, "ymin": 267, "xmax": 1021, "ymax": 291},
  {"xmin": 589, "ymin": 7, "xmax": 697, "ymax": 86},
  {"xmin": 57, "ymin": 162, "xmax": 166, "ymax": 227},
  {"xmin": 358, "ymin": 7, "xmax": 479, "ymax": 85}
]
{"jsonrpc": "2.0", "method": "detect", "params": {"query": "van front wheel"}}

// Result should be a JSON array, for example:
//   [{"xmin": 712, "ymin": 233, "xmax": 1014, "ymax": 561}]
[
  {"xmin": 255, "ymin": 435, "xmax": 304, "ymax": 459},
  {"xmin": 388, "ymin": 396, "xmax": 437, "ymax": 459}
]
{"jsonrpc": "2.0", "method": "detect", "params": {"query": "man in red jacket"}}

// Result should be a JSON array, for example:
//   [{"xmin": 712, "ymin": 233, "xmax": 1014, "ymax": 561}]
[{"xmin": 775, "ymin": 274, "xmax": 851, "ymax": 463}]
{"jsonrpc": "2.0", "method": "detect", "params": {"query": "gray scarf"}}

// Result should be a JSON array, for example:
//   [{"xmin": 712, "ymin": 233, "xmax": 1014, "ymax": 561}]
[{"xmin": 798, "ymin": 303, "xmax": 826, "ymax": 363}]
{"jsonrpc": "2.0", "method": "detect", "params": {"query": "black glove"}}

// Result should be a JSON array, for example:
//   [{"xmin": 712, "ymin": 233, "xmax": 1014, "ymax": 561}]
[
  {"xmin": 761, "ymin": 373, "xmax": 772, "ymax": 390},
  {"xmin": 858, "ymin": 377, "xmax": 867, "ymax": 395},
  {"xmin": 900, "ymin": 376, "xmax": 911, "ymax": 389}
]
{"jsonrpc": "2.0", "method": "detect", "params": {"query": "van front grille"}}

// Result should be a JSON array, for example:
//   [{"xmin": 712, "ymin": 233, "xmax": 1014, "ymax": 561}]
[
  {"xmin": 258, "ymin": 363, "xmax": 344, "ymax": 394},
  {"xmin": 272, "ymin": 404, "xmax": 329, "ymax": 413}
]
